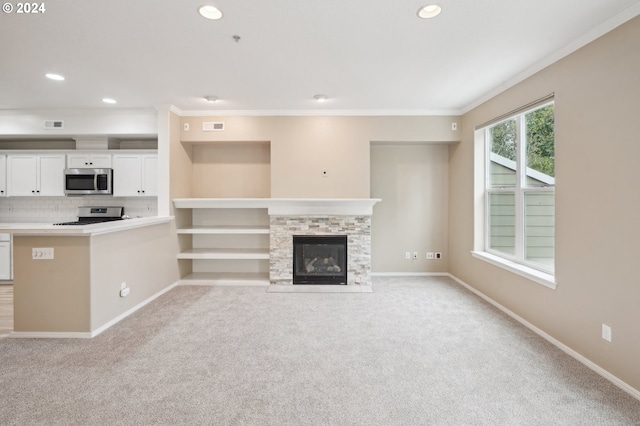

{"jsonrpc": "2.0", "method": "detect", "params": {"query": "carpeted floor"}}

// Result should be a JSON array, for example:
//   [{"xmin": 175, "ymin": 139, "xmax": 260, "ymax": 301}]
[{"xmin": 1, "ymin": 276, "xmax": 639, "ymax": 425}]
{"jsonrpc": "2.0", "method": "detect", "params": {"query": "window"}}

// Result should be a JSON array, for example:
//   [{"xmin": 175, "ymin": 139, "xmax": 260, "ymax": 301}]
[{"xmin": 476, "ymin": 101, "xmax": 555, "ymax": 285}]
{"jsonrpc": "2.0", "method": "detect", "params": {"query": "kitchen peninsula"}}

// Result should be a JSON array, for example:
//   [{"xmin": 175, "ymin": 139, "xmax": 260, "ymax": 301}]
[{"xmin": 0, "ymin": 216, "xmax": 176, "ymax": 338}]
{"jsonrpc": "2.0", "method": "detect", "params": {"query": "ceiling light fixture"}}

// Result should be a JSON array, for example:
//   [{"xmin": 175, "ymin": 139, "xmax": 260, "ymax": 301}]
[
  {"xmin": 417, "ymin": 4, "xmax": 442, "ymax": 19},
  {"xmin": 45, "ymin": 73, "xmax": 65, "ymax": 81},
  {"xmin": 313, "ymin": 94, "xmax": 328, "ymax": 102},
  {"xmin": 102, "ymin": 98, "xmax": 117, "ymax": 104},
  {"xmin": 198, "ymin": 5, "xmax": 223, "ymax": 20},
  {"xmin": 205, "ymin": 95, "xmax": 219, "ymax": 103}
]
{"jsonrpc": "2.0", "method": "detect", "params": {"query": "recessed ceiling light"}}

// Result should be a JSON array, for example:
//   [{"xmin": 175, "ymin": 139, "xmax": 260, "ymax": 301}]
[
  {"xmin": 204, "ymin": 95, "xmax": 219, "ymax": 103},
  {"xmin": 198, "ymin": 5, "xmax": 223, "ymax": 20},
  {"xmin": 102, "ymin": 98, "xmax": 117, "ymax": 104},
  {"xmin": 313, "ymin": 94, "xmax": 328, "ymax": 102},
  {"xmin": 45, "ymin": 73, "xmax": 65, "ymax": 81},
  {"xmin": 417, "ymin": 4, "xmax": 442, "ymax": 19}
]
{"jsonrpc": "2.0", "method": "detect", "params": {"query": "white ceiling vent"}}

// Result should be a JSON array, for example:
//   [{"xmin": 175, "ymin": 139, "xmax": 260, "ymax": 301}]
[
  {"xmin": 44, "ymin": 120, "xmax": 64, "ymax": 129},
  {"xmin": 202, "ymin": 121, "xmax": 224, "ymax": 131}
]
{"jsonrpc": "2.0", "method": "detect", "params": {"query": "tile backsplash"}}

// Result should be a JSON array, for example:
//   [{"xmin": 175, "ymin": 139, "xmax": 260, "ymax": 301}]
[{"xmin": 0, "ymin": 196, "xmax": 158, "ymax": 223}]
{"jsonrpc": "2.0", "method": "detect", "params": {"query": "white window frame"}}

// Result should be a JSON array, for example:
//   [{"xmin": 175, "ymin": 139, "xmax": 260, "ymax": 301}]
[{"xmin": 472, "ymin": 100, "xmax": 556, "ymax": 290}]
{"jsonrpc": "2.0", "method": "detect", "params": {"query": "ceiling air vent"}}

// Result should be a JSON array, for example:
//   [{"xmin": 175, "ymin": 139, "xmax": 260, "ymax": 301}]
[
  {"xmin": 202, "ymin": 121, "xmax": 224, "ymax": 131},
  {"xmin": 44, "ymin": 120, "xmax": 64, "ymax": 129}
]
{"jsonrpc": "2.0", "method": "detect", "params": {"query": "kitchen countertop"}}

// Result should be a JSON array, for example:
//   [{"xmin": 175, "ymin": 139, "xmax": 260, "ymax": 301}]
[{"xmin": 0, "ymin": 216, "xmax": 173, "ymax": 236}]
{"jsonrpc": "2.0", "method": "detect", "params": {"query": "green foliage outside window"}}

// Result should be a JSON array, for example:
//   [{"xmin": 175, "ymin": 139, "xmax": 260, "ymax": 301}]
[
  {"xmin": 490, "ymin": 104, "xmax": 555, "ymax": 178},
  {"xmin": 526, "ymin": 105, "xmax": 555, "ymax": 177}
]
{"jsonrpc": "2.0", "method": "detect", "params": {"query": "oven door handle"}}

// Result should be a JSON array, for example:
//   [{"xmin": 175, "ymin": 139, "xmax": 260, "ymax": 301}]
[{"xmin": 94, "ymin": 174, "xmax": 98, "ymax": 191}]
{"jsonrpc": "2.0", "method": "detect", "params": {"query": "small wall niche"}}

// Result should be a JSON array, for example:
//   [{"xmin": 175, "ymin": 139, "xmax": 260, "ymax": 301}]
[{"xmin": 190, "ymin": 141, "xmax": 271, "ymax": 198}]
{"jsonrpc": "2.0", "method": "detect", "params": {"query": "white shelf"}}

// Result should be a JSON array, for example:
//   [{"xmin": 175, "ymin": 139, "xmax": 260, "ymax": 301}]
[
  {"xmin": 175, "ymin": 201, "xmax": 271, "ymax": 286},
  {"xmin": 178, "ymin": 272, "xmax": 269, "ymax": 286},
  {"xmin": 172, "ymin": 198, "xmax": 381, "ymax": 215},
  {"xmin": 177, "ymin": 225, "xmax": 269, "ymax": 235},
  {"xmin": 177, "ymin": 248, "xmax": 269, "ymax": 260}
]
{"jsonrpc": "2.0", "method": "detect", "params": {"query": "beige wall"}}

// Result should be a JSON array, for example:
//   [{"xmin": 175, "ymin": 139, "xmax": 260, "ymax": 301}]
[
  {"xmin": 178, "ymin": 115, "xmax": 460, "ymax": 274},
  {"xmin": 13, "ymin": 237, "xmax": 90, "ymax": 332},
  {"xmin": 181, "ymin": 116, "xmax": 460, "ymax": 198},
  {"xmin": 169, "ymin": 111, "xmax": 194, "ymax": 277},
  {"xmin": 90, "ymin": 223, "xmax": 180, "ymax": 331},
  {"xmin": 449, "ymin": 16, "xmax": 640, "ymax": 390},
  {"xmin": 371, "ymin": 143, "xmax": 449, "ymax": 272},
  {"xmin": 192, "ymin": 142, "xmax": 270, "ymax": 198}
]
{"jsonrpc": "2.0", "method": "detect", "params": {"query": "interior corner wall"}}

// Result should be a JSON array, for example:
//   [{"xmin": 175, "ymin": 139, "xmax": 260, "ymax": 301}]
[
  {"xmin": 449, "ymin": 16, "xmax": 640, "ymax": 391},
  {"xmin": 169, "ymin": 111, "xmax": 194, "ymax": 278},
  {"xmin": 371, "ymin": 143, "xmax": 449, "ymax": 273}
]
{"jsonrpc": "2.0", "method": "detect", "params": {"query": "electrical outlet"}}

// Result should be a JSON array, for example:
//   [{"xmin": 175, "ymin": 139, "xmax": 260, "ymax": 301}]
[
  {"xmin": 32, "ymin": 248, "xmax": 54, "ymax": 260},
  {"xmin": 183, "ymin": 123, "xmax": 190, "ymax": 131},
  {"xmin": 602, "ymin": 324, "xmax": 612, "ymax": 342},
  {"xmin": 412, "ymin": 251, "xmax": 418, "ymax": 260},
  {"xmin": 451, "ymin": 122, "xmax": 458, "ymax": 131},
  {"xmin": 120, "ymin": 282, "xmax": 127, "ymax": 290},
  {"xmin": 426, "ymin": 252, "xmax": 434, "ymax": 259},
  {"xmin": 435, "ymin": 252, "xmax": 443, "ymax": 259},
  {"xmin": 405, "ymin": 251, "xmax": 411, "ymax": 260}
]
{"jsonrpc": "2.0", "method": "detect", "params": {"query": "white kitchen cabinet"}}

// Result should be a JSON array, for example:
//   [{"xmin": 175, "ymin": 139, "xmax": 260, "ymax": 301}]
[
  {"xmin": 0, "ymin": 234, "xmax": 11, "ymax": 281},
  {"xmin": 112, "ymin": 154, "xmax": 157, "ymax": 197},
  {"xmin": 67, "ymin": 153, "xmax": 112, "ymax": 168},
  {"xmin": 7, "ymin": 154, "xmax": 66, "ymax": 197},
  {"xmin": 0, "ymin": 155, "xmax": 6, "ymax": 197}
]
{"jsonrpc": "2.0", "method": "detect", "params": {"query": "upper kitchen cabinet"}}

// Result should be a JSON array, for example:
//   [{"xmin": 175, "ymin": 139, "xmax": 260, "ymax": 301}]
[
  {"xmin": 0, "ymin": 155, "xmax": 6, "ymax": 197},
  {"xmin": 7, "ymin": 154, "xmax": 65, "ymax": 196},
  {"xmin": 67, "ymin": 153, "xmax": 112, "ymax": 168},
  {"xmin": 112, "ymin": 153, "xmax": 158, "ymax": 197}
]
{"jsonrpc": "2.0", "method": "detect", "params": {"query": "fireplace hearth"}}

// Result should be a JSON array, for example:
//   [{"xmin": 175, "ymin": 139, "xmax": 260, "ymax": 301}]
[{"xmin": 293, "ymin": 235, "xmax": 347, "ymax": 285}]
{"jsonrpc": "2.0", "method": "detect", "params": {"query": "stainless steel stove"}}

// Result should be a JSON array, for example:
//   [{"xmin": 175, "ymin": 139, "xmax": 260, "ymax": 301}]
[{"xmin": 54, "ymin": 206, "xmax": 125, "ymax": 226}]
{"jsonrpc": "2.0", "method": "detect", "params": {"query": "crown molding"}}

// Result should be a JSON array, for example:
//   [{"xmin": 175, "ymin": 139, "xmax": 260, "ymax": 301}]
[{"xmin": 461, "ymin": 2, "xmax": 640, "ymax": 114}]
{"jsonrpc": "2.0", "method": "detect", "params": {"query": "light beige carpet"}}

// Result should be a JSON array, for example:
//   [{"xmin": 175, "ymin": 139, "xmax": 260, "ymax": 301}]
[{"xmin": 1, "ymin": 276, "xmax": 639, "ymax": 425}]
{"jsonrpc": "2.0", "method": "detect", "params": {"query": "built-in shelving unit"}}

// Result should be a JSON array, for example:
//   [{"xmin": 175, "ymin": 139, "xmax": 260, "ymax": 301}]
[{"xmin": 174, "ymin": 199, "xmax": 271, "ymax": 286}]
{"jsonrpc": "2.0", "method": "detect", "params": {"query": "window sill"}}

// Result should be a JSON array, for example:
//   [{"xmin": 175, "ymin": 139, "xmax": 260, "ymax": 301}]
[{"xmin": 471, "ymin": 251, "xmax": 556, "ymax": 290}]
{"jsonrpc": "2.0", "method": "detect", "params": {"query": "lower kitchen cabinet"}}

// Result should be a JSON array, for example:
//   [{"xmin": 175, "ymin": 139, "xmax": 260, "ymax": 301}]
[{"xmin": 0, "ymin": 234, "xmax": 12, "ymax": 281}]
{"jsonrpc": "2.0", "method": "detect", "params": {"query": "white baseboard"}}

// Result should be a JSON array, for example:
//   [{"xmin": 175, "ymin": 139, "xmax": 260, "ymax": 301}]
[
  {"xmin": 446, "ymin": 273, "xmax": 640, "ymax": 402},
  {"xmin": 10, "ymin": 331, "xmax": 94, "ymax": 339},
  {"xmin": 372, "ymin": 272, "xmax": 449, "ymax": 277},
  {"xmin": 10, "ymin": 281, "xmax": 180, "ymax": 339}
]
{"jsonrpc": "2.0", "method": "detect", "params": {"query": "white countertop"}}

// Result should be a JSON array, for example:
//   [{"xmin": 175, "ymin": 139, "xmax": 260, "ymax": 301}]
[{"xmin": 0, "ymin": 216, "xmax": 173, "ymax": 236}]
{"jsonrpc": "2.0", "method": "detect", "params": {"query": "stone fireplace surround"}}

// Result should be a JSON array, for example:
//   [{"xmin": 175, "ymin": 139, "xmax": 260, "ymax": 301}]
[{"xmin": 268, "ymin": 199, "xmax": 380, "ymax": 287}]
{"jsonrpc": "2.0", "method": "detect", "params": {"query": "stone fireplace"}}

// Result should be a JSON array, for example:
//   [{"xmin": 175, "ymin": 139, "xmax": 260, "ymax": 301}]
[
  {"xmin": 293, "ymin": 235, "xmax": 347, "ymax": 284},
  {"xmin": 268, "ymin": 199, "xmax": 380, "ymax": 287}
]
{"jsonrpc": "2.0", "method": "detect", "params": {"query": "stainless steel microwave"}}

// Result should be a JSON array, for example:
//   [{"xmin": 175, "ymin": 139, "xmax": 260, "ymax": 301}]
[{"xmin": 64, "ymin": 168, "xmax": 113, "ymax": 195}]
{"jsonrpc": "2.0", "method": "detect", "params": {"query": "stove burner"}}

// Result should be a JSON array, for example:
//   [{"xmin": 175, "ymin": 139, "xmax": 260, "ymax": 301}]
[
  {"xmin": 53, "ymin": 206, "xmax": 125, "ymax": 226},
  {"xmin": 54, "ymin": 217, "xmax": 124, "ymax": 226}
]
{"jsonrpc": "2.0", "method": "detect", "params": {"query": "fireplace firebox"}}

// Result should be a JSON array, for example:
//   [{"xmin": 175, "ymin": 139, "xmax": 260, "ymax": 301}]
[{"xmin": 293, "ymin": 235, "xmax": 347, "ymax": 285}]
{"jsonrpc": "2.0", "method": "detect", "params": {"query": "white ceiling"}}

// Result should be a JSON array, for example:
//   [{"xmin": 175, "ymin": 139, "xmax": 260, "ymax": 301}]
[{"xmin": 1, "ymin": 0, "xmax": 639, "ymax": 115}]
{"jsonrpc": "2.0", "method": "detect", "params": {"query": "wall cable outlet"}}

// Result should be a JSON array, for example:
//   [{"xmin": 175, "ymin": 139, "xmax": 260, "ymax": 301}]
[{"xmin": 602, "ymin": 324, "xmax": 612, "ymax": 342}]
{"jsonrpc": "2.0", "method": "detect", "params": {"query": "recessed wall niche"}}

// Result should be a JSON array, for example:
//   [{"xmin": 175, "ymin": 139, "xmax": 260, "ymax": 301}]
[{"xmin": 191, "ymin": 141, "xmax": 271, "ymax": 198}]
